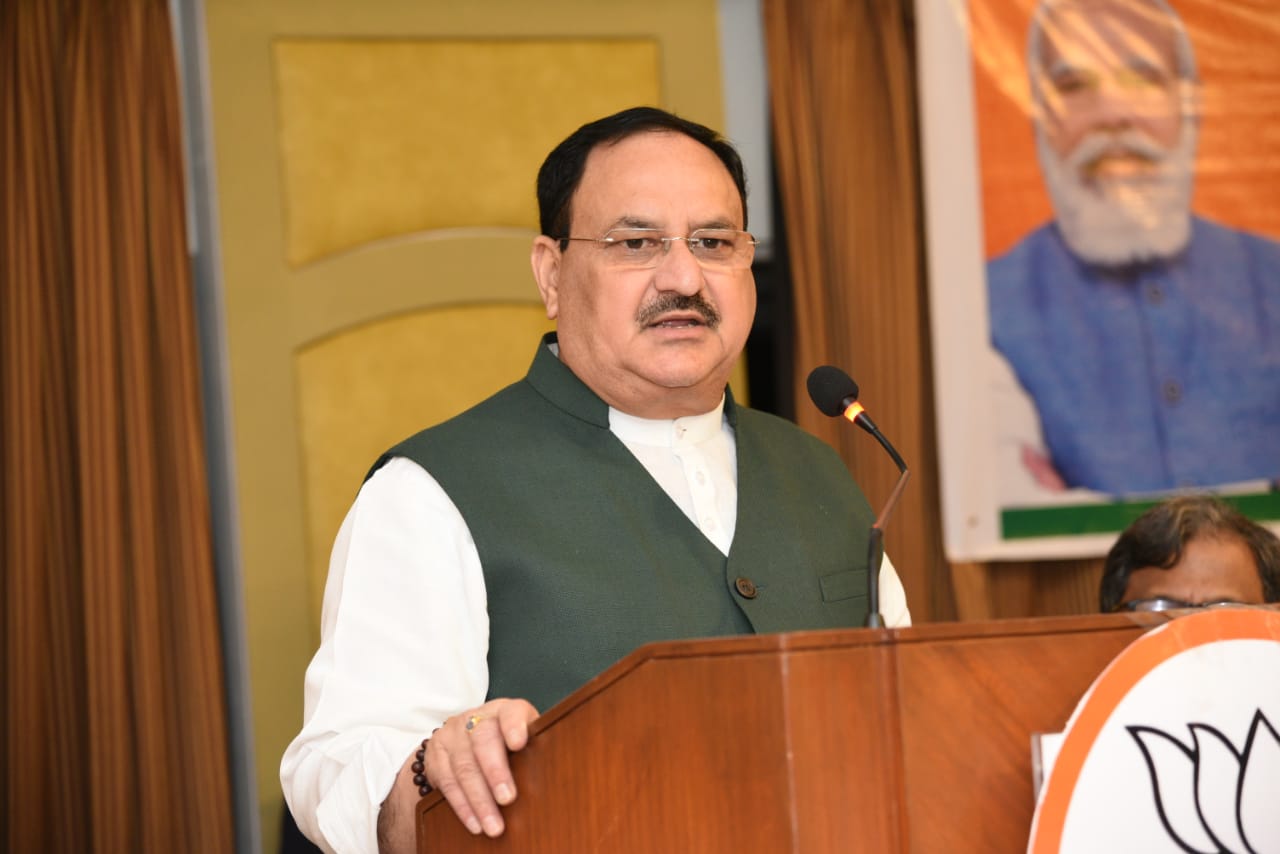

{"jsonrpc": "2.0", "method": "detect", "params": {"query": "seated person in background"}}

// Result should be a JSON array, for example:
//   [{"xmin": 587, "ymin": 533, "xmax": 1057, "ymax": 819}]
[
  {"xmin": 1099, "ymin": 495, "xmax": 1280, "ymax": 612},
  {"xmin": 280, "ymin": 106, "xmax": 911, "ymax": 854}
]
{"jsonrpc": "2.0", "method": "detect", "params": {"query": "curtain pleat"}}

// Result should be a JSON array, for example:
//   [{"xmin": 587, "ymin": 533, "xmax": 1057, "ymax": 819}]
[
  {"xmin": 2, "ymin": 0, "xmax": 234, "ymax": 850},
  {"xmin": 3, "ymin": 2, "xmax": 86, "ymax": 850},
  {"xmin": 764, "ymin": 0, "xmax": 951, "ymax": 619}
]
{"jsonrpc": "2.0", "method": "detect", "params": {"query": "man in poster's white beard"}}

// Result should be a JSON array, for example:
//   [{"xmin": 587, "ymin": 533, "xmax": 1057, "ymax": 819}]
[
  {"xmin": 1039, "ymin": 117, "xmax": 1194, "ymax": 268},
  {"xmin": 988, "ymin": 0, "xmax": 1280, "ymax": 497}
]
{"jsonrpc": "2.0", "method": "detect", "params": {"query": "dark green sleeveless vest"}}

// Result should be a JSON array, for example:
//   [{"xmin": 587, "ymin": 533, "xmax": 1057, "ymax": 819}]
[{"xmin": 370, "ymin": 334, "xmax": 876, "ymax": 713}]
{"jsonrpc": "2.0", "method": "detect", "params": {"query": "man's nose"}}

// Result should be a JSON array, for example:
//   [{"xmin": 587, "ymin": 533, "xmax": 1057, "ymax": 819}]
[
  {"xmin": 1090, "ymin": 82, "xmax": 1139, "ymax": 131},
  {"xmin": 653, "ymin": 239, "xmax": 705, "ymax": 295}
]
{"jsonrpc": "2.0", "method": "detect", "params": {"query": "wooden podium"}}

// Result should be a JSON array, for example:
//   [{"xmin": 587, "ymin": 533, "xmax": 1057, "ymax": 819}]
[{"xmin": 417, "ymin": 613, "xmax": 1168, "ymax": 852}]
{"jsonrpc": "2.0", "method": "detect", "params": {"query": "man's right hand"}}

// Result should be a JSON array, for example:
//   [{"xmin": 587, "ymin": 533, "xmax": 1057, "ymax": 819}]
[
  {"xmin": 426, "ymin": 697, "xmax": 540, "ymax": 838},
  {"xmin": 1021, "ymin": 444, "xmax": 1066, "ymax": 491}
]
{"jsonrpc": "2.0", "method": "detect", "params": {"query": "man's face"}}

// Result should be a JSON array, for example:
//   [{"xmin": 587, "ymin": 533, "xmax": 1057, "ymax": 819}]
[
  {"xmin": 1036, "ymin": 0, "xmax": 1182, "ymax": 176},
  {"xmin": 1032, "ymin": 0, "xmax": 1196, "ymax": 265},
  {"xmin": 531, "ymin": 130, "xmax": 756, "ymax": 419},
  {"xmin": 1122, "ymin": 535, "xmax": 1267, "ymax": 607}
]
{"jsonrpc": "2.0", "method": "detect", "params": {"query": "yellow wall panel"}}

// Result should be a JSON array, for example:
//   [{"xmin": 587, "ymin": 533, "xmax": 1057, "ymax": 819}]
[{"xmin": 274, "ymin": 39, "xmax": 661, "ymax": 265}]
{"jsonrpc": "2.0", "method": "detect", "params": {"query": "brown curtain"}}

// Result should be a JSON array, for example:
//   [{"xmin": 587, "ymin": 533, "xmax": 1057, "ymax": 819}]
[
  {"xmin": 763, "ymin": 0, "xmax": 1102, "ymax": 621},
  {"xmin": 764, "ymin": 0, "xmax": 952, "ymax": 620},
  {"xmin": 1, "ymin": 1, "xmax": 234, "ymax": 851}
]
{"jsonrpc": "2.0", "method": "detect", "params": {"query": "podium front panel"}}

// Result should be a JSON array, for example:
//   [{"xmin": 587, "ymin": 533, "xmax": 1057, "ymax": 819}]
[{"xmin": 418, "ymin": 615, "xmax": 1162, "ymax": 853}]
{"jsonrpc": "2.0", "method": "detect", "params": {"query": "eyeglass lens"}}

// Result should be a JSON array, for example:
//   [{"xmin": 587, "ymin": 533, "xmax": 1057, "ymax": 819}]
[
  {"xmin": 1123, "ymin": 597, "xmax": 1247, "ymax": 612},
  {"xmin": 601, "ymin": 229, "xmax": 755, "ymax": 269}
]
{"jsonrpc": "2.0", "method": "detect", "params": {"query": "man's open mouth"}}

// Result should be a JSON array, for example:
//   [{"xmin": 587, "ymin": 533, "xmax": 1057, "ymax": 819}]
[{"xmin": 649, "ymin": 315, "xmax": 705, "ymax": 328}]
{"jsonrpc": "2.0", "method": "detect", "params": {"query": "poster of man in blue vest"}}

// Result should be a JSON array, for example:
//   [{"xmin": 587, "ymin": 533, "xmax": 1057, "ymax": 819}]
[
  {"xmin": 917, "ymin": 0, "xmax": 1280, "ymax": 560},
  {"xmin": 987, "ymin": 0, "xmax": 1280, "ymax": 498}
]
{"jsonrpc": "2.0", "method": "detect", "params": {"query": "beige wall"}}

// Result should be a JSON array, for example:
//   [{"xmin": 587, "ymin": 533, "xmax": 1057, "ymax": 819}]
[{"xmin": 201, "ymin": 0, "xmax": 732, "ymax": 847}]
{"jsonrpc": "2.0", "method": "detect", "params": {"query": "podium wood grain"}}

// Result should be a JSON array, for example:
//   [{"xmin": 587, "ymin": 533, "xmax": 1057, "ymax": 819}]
[{"xmin": 418, "ymin": 613, "xmax": 1166, "ymax": 852}]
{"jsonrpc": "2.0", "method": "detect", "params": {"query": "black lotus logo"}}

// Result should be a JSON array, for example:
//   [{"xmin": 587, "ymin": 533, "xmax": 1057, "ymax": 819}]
[{"xmin": 1129, "ymin": 709, "xmax": 1279, "ymax": 853}]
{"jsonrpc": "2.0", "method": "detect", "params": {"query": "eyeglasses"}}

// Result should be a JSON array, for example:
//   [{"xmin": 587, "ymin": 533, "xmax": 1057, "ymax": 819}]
[
  {"xmin": 1114, "ymin": 597, "xmax": 1250, "ymax": 613},
  {"xmin": 558, "ymin": 227, "xmax": 758, "ymax": 270}
]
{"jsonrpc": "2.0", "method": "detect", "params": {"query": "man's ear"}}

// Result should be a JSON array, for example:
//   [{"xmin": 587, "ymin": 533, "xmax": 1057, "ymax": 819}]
[{"xmin": 531, "ymin": 236, "xmax": 562, "ymax": 319}]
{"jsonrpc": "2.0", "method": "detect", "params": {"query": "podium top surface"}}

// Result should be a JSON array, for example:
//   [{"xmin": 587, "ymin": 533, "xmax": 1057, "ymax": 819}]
[{"xmin": 526, "ymin": 611, "xmax": 1167, "ymax": 731}]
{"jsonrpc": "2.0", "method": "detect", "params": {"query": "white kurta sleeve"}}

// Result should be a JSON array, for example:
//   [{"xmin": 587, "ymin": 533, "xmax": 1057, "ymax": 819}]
[
  {"xmin": 879, "ymin": 553, "xmax": 912, "ymax": 628},
  {"xmin": 280, "ymin": 458, "xmax": 490, "ymax": 854}
]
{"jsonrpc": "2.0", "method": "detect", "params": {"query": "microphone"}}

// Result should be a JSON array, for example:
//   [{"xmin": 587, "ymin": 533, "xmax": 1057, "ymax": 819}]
[{"xmin": 806, "ymin": 365, "xmax": 910, "ymax": 628}]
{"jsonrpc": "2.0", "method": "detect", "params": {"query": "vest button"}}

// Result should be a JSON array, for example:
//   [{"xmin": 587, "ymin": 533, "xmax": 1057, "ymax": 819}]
[{"xmin": 734, "ymin": 577, "xmax": 758, "ymax": 599}]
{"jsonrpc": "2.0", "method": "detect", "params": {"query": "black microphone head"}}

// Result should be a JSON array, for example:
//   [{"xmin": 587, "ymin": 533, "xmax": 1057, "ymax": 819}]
[{"xmin": 807, "ymin": 365, "xmax": 859, "ymax": 417}]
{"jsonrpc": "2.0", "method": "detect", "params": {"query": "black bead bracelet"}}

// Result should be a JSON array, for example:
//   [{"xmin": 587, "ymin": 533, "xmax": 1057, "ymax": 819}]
[{"xmin": 412, "ymin": 737, "xmax": 432, "ymax": 797}]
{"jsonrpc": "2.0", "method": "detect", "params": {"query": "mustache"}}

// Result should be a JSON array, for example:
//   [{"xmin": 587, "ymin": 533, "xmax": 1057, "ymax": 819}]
[
  {"xmin": 636, "ymin": 293, "xmax": 721, "ymax": 328},
  {"xmin": 1067, "ymin": 129, "xmax": 1168, "ymax": 173}
]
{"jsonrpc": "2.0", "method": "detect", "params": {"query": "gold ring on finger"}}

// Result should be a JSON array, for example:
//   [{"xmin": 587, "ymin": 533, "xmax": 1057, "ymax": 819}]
[{"xmin": 465, "ymin": 713, "xmax": 484, "ymax": 732}]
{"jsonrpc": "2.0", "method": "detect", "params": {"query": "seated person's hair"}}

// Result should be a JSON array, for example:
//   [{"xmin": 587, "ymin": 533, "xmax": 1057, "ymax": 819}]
[{"xmin": 1099, "ymin": 495, "xmax": 1280, "ymax": 612}]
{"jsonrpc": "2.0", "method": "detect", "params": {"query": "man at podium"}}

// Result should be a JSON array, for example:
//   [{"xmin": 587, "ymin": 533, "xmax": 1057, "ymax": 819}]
[{"xmin": 281, "ymin": 106, "xmax": 911, "ymax": 854}]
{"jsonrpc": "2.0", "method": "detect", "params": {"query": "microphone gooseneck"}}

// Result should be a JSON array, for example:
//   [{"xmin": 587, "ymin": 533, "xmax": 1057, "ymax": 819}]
[{"xmin": 806, "ymin": 365, "xmax": 911, "ymax": 629}]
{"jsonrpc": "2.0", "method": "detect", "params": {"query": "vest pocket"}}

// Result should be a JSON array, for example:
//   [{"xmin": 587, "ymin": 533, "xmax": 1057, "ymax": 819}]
[{"xmin": 820, "ymin": 569, "xmax": 867, "ymax": 603}]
